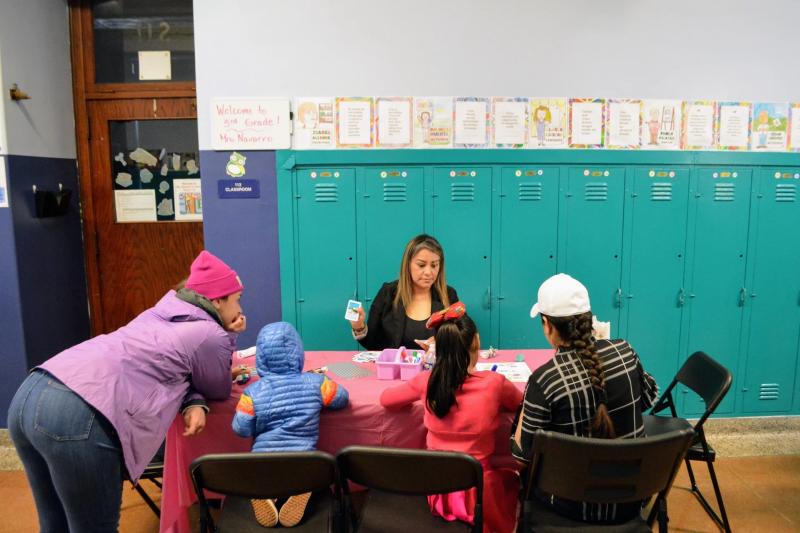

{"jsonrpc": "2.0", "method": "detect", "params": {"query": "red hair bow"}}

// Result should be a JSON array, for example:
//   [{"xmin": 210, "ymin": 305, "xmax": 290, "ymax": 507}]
[{"xmin": 426, "ymin": 301, "xmax": 467, "ymax": 329}]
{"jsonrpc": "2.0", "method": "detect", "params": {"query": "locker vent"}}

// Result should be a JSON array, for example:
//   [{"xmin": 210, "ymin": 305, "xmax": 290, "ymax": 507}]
[
  {"xmin": 314, "ymin": 183, "xmax": 338, "ymax": 202},
  {"xmin": 650, "ymin": 182, "xmax": 673, "ymax": 201},
  {"xmin": 518, "ymin": 182, "xmax": 543, "ymax": 201},
  {"xmin": 383, "ymin": 183, "xmax": 407, "ymax": 202},
  {"xmin": 584, "ymin": 182, "xmax": 608, "ymax": 201},
  {"xmin": 775, "ymin": 183, "xmax": 797, "ymax": 202},
  {"xmin": 759, "ymin": 383, "xmax": 780, "ymax": 401},
  {"xmin": 713, "ymin": 182, "xmax": 735, "ymax": 202},
  {"xmin": 450, "ymin": 182, "xmax": 475, "ymax": 201}
]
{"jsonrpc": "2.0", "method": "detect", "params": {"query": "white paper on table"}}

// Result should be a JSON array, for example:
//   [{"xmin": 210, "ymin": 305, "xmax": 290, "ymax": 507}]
[
  {"xmin": 475, "ymin": 362, "xmax": 532, "ymax": 383},
  {"xmin": 718, "ymin": 104, "xmax": 751, "ymax": 148},
  {"xmin": 570, "ymin": 101, "xmax": 604, "ymax": 146},
  {"xmin": 293, "ymin": 97, "xmax": 335, "ymax": 149},
  {"xmin": 376, "ymin": 98, "xmax": 412, "ymax": 147},
  {"xmin": 454, "ymin": 100, "xmax": 488, "ymax": 145},
  {"xmin": 640, "ymin": 99, "xmax": 681, "ymax": 149},
  {"xmin": 337, "ymin": 99, "xmax": 373, "ymax": 146},
  {"xmin": 0, "ymin": 156, "xmax": 8, "ymax": 208},
  {"xmin": 684, "ymin": 103, "xmax": 715, "ymax": 148},
  {"xmin": 138, "ymin": 51, "xmax": 171, "ymax": 81},
  {"xmin": 791, "ymin": 106, "xmax": 800, "ymax": 150},
  {"xmin": 173, "ymin": 178, "xmax": 203, "ymax": 221},
  {"xmin": 114, "ymin": 189, "xmax": 156, "ymax": 222},
  {"xmin": 606, "ymin": 101, "xmax": 641, "ymax": 147},
  {"xmin": 493, "ymin": 99, "xmax": 527, "ymax": 146}
]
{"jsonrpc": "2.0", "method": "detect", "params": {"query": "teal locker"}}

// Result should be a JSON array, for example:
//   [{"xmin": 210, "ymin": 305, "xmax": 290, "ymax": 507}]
[
  {"xmin": 497, "ymin": 167, "xmax": 559, "ymax": 349},
  {"xmin": 295, "ymin": 168, "xmax": 357, "ymax": 350},
  {"xmin": 361, "ymin": 167, "xmax": 425, "ymax": 307},
  {"xmin": 432, "ymin": 167, "xmax": 492, "ymax": 336},
  {"xmin": 683, "ymin": 168, "xmax": 752, "ymax": 415},
  {"xmin": 623, "ymin": 168, "xmax": 690, "ymax": 391},
  {"xmin": 741, "ymin": 169, "xmax": 800, "ymax": 413},
  {"xmin": 561, "ymin": 167, "xmax": 625, "ymax": 336}
]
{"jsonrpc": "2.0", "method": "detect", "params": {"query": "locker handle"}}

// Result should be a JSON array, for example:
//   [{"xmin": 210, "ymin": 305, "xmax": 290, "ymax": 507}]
[
  {"xmin": 738, "ymin": 287, "xmax": 747, "ymax": 306},
  {"xmin": 678, "ymin": 288, "xmax": 685, "ymax": 307},
  {"xmin": 483, "ymin": 287, "xmax": 491, "ymax": 310},
  {"xmin": 615, "ymin": 288, "xmax": 623, "ymax": 308}
]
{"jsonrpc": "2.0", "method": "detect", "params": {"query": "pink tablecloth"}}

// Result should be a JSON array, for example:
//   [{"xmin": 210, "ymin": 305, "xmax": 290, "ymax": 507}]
[{"xmin": 159, "ymin": 349, "xmax": 554, "ymax": 533}]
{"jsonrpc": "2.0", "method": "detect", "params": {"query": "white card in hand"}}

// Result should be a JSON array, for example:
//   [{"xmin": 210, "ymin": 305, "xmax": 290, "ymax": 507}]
[{"xmin": 345, "ymin": 300, "xmax": 362, "ymax": 321}]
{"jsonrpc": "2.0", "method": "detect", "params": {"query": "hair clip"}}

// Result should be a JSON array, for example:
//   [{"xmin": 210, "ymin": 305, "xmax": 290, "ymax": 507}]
[{"xmin": 426, "ymin": 301, "xmax": 467, "ymax": 329}]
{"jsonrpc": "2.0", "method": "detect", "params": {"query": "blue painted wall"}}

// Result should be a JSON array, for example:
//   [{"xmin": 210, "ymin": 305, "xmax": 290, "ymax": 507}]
[
  {"xmin": 9, "ymin": 155, "xmax": 89, "ymax": 369},
  {"xmin": 198, "ymin": 149, "xmax": 282, "ymax": 348},
  {"xmin": 0, "ymin": 157, "xmax": 28, "ymax": 428}
]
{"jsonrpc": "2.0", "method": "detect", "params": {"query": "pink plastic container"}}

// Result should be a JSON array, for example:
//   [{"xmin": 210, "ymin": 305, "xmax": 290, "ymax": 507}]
[{"xmin": 376, "ymin": 347, "xmax": 424, "ymax": 380}]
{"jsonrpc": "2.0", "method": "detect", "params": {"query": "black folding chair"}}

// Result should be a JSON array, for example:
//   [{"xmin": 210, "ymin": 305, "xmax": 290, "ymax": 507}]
[
  {"xmin": 127, "ymin": 442, "xmax": 164, "ymax": 518},
  {"xmin": 644, "ymin": 351, "xmax": 733, "ymax": 532},
  {"xmin": 519, "ymin": 428, "xmax": 694, "ymax": 532},
  {"xmin": 189, "ymin": 451, "xmax": 339, "ymax": 532},
  {"xmin": 337, "ymin": 446, "xmax": 483, "ymax": 533}
]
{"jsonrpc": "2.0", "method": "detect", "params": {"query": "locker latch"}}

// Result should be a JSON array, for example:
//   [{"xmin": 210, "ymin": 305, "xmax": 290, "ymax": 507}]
[
  {"xmin": 738, "ymin": 287, "xmax": 747, "ymax": 306},
  {"xmin": 615, "ymin": 288, "xmax": 623, "ymax": 308},
  {"xmin": 677, "ymin": 288, "xmax": 685, "ymax": 307}
]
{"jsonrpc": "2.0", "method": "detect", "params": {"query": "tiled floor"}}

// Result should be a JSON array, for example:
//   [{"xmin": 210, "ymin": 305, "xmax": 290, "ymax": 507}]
[{"xmin": 0, "ymin": 455, "xmax": 797, "ymax": 532}]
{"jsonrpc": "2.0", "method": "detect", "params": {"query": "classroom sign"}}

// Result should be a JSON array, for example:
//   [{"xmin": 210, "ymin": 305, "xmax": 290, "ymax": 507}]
[{"xmin": 211, "ymin": 98, "xmax": 291, "ymax": 150}]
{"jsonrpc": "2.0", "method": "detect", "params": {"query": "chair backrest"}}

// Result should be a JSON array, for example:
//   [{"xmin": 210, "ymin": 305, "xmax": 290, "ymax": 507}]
[
  {"xmin": 337, "ymin": 446, "xmax": 483, "ymax": 496},
  {"xmin": 675, "ymin": 351, "xmax": 733, "ymax": 425},
  {"xmin": 189, "ymin": 451, "xmax": 337, "ymax": 501},
  {"xmin": 524, "ymin": 429, "xmax": 694, "ymax": 504}
]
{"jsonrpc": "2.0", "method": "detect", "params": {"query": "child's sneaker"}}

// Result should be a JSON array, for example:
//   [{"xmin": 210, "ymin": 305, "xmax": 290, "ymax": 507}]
[
  {"xmin": 251, "ymin": 498, "xmax": 278, "ymax": 527},
  {"xmin": 278, "ymin": 492, "xmax": 312, "ymax": 527}
]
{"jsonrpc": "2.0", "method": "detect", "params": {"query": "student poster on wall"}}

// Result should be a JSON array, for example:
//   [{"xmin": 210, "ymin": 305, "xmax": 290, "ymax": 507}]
[
  {"xmin": 492, "ymin": 97, "xmax": 528, "ymax": 148},
  {"xmin": 376, "ymin": 97, "xmax": 413, "ymax": 148},
  {"xmin": 336, "ymin": 97, "xmax": 374, "ymax": 148},
  {"xmin": 791, "ymin": 104, "xmax": 800, "ymax": 152},
  {"xmin": 294, "ymin": 97, "xmax": 335, "ymax": 149},
  {"xmin": 640, "ymin": 100, "xmax": 681, "ymax": 149},
  {"xmin": 682, "ymin": 100, "xmax": 716, "ymax": 150},
  {"xmin": 173, "ymin": 179, "xmax": 203, "ymax": 221},
  {"xmin": 0, "ymin": 157, "xmax": 7, "ymax": 208},
  {"xmin": 454, "ymin": 97, "xmax": 489, "ymax": 148},
  {"xmin": 605, "ymin": 99, "xmax": 641, "ymax": 149},
  {"xmin": 716, "ymin": 102, "xmax": 751, "ymax": 150},
  {"xmin": 413, "ymin": 97, "xmax": 453, "ymax": 148},
  {"xmin": 750, "ymin": 103, "xmax": 789, "ymax": 151},
  {"xmin": 529, "ymin": 98, "xmax": 568, "ymax": 148},
  {"xmin": 569, "ymin": 98, "xmax": 604, "ymax": 148}
]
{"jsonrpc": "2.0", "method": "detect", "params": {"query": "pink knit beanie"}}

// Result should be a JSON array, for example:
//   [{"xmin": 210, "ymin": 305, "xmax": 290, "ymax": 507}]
[{"xmin": 185, "ymin": 250, "xmax": 243, "ymax": 300}]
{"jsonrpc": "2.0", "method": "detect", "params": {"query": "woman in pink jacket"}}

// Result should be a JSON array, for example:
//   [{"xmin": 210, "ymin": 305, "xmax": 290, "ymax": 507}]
[{"xmin": 7, "ymin": 250, "xmax": 247, "ymax": 532}]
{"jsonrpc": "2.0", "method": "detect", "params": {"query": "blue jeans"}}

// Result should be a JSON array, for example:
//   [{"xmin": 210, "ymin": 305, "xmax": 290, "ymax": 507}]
[{"xmin": 8, "ymin": 370, "xmax": 124, "ymax": 533}]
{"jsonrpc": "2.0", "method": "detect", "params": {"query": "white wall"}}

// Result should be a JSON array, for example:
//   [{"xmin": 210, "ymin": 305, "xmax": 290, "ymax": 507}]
[
  {"xmin": 194, "ymin": 0, "xmax": 800, "ymax": 150},
  {"xmin": 0, "ymin": 0, "xmax": 75, "ymax": 159}
]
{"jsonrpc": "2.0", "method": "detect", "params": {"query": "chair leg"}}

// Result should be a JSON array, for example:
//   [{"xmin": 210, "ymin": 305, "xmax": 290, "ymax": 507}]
[
  {"xmin": 133, "ymin": 482, "xmax": 161, "ymax": 518},
  {"xmin": 684, "ymin": 457, "xmax": 699, "ymax": 491},
  {"xmin": 657, "ymin": 496, "xmax": 669, "ymax": 533}
]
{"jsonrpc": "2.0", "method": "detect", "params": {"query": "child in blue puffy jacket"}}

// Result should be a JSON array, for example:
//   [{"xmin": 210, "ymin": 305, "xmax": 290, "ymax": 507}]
[{"xmin": 233, "ymin": 321, "xmax": 349, "ymax": 527}]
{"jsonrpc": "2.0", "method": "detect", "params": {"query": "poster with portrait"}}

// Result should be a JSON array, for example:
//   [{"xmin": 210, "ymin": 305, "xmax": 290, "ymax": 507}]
[
  {"xmin": 750, "ymin": 103, "xmax": 789, "ymax": 151},
  {"xmin": 413, "ymin": 97, "xmax": 453, "ymax": 148},
  {"xmin": 640, "ymin": 100, "xmax": 681, "ymax": 149},
  {"xmin": 528, "ymin": 98, "xmax": 568, "ymax": 148},
  {"xmin": 293, "ymin": 97, "xmax": 335, "ymax": 149}
]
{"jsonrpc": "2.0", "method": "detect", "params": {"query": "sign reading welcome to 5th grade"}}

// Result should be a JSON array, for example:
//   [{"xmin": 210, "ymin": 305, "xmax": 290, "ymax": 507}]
[{"xmin": 211, "ymin": 98, "xmax": 291, "ymax": 150}]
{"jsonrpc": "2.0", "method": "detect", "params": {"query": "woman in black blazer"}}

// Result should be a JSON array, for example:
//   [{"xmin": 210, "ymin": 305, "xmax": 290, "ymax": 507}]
[{"xmin": 350, "ymin": 234, "xmax": 458, "ymax": 350}]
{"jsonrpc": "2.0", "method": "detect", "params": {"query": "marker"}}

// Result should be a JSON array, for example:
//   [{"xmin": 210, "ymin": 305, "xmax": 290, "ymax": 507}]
[{"xmin": 491, "ymin": 364, "xmax": 498, "ymax": 372}]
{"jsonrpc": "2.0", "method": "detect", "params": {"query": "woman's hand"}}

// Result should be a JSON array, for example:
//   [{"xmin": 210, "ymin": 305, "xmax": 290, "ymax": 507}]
[
  {"xmin": 182, "ymin": 406, "xmax": 207, "ymax": 437},
  {"xmin": 350, "ymin": 306, "xmax": 366, "ymax": 332},
  {"xmin": 228, "ymin": 314, "xmax": 247, "ymax": 333},
  {"xmin": 231, "ymin": 365, "xmax": 249, "ymax": 381},
  {"xmin": 415, "ymin": 336, "xmax": 434, "ymax": 351}
]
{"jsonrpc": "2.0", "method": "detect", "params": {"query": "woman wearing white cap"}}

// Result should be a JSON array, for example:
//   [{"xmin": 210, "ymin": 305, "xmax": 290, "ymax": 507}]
[{"xmin": 512, "ymin": 273, "xmax": 658, "ymax": 523}]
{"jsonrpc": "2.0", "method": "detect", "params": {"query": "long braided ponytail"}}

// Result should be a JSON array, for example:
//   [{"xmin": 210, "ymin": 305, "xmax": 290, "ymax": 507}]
[{"xmin": 545, "ymin": 311, "xmax": 616, "ymax": 438}]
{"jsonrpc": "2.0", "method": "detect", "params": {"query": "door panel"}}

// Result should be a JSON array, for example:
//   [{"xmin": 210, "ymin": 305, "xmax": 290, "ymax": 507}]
[{"xmin": 88, "ymin": 98, "xmax": 202, "ymax": 334}]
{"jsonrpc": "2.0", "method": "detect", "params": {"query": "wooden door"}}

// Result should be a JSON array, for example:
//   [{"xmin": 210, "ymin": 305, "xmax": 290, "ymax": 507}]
[{"xmin": 87, "ymin": 98, "xmax": 203, "ymax": 334}]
